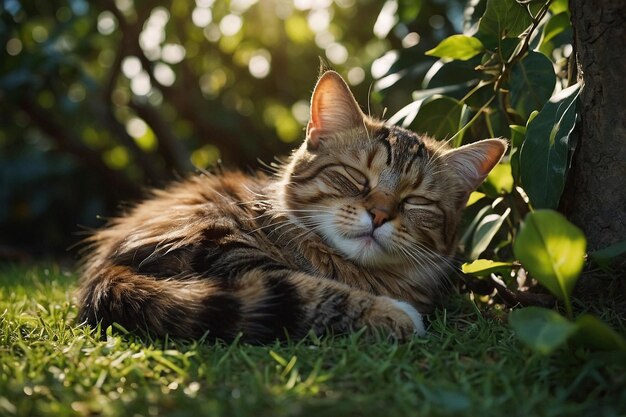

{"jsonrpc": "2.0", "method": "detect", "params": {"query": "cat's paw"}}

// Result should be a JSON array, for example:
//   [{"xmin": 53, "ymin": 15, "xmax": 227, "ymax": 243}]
[
  {"xmin": 365, "ymin": 296, "xmax": 426, "ymax": 340},
  {"xmin": 387, "ymin": 298, "xmax": 426, "ymax": 337}
]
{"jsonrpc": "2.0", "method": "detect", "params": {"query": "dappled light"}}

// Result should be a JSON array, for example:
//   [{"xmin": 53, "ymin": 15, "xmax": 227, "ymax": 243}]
[
  {"xmin": 1, "ymin": 1, "xmax": 625, "ymax": 416},
  {"xmin": 2, "ymin": 0, "xmax": 459, "ymax": 255}
]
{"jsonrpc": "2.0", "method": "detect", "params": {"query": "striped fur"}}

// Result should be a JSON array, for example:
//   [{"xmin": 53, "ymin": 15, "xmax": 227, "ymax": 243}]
[{"xmin": 76, "ymin": 71, "xmax": 506, "ymax": 343}]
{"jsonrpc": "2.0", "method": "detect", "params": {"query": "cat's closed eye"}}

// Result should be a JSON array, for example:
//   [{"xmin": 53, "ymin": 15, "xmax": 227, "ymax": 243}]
[
  {"xmin": 403, "ymin": 196, "xmax": 436, "ymax": 207},
  {"xmin": 343, "ymin": 165, "xmax": 369, "ymax": 188}
]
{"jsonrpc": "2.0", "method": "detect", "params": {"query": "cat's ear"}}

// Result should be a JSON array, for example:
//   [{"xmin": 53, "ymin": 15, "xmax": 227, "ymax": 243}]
[
  {"xmin": 443, "ymin": 138, "xmax": 508, "ymax": 198},
  {"xmin": 307, "ymin": 71, "xmax": 365, "ymax": 149}
]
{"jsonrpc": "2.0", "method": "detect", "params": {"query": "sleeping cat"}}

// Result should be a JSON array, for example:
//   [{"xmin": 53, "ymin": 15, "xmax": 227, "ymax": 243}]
[{"xmin": 76, "ymin": 71, "xmax": 506, "ymax": 344}]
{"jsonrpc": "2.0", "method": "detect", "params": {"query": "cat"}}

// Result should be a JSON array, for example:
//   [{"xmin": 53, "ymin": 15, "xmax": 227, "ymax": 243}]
[{"xmin": 76, "ymin": 70, "xmax": 506, "ymax": 344}]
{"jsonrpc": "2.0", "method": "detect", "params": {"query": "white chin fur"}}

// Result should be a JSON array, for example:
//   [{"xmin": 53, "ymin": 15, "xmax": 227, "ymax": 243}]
[{"xmin": 314, "ymin": 213, "xmax": 399, "ymax": 266}]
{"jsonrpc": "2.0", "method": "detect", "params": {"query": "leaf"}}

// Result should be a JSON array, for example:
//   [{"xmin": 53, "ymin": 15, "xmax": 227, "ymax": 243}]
[
  {"xmin": 398, "ymin": 0, "xmax": 422, "ymax": 23},
  {"xmin": 477, "ymin": 0, "xmax": 538, "ymax": 47},
  {"xmin": 519, "ymin": 83, "xmax": 580, "ymax": 209},
  {"xmin": 541, "ymin": 12, "xmax": 571, "ymax": 46},
  {"xmin": 466, "ymin": 191, "xmax": 486, "ymax": 207},
  {"xmin": 549, "ymin": 0, "xmax": 569, "ymax": 15},
  {"xmin": 513, "ymin": 209, "xmax": 586, "ymax": 318},
  {"xmin": 409, "ymin": 96, "xmax": 464, "ymax": 139},
  {"xmin": 412, "ymin": 82, "xmax": 477, "ymax": 101},
  {"xmin": 387, "ymin": 99, "xmax": 424, "ymax": 128},
  {"xmin": 509, "ymin": 124, "xmax": 525, "ymax": 184},
  {"xmin": 470, "ymin": 207, "xmax": 511, "ymax": 260},
  {"xmin": 483, "ymin": 163, "xmax": 514, "ymax": 196},
  {"xmin": 572, "ymin": 314, "xmax": 626, "ymax": 352},
  {"xmin": 589, "ymin": 239, "xmax": 626, "ymax": 272},
  {"xmin": 462, "ymin": 259, "xmax": 514, "ymax": 276},
  {"xmin": 460, "ymin": 205, "xmax": 493, "ymax": 250},
  {"xmin": 425, "ymin": 35, "xmax": 485, "ymax": 61},
  {"xmin": 509, "ymin": 51, "xmax": 556, "ymax": 119},
  {"xmin": 422, "ymin": 59, "xmax": 481, "ymax": 89},
  {"xmin": 509, "ymin": 307, "xmax": 578, "ymax": 354}
]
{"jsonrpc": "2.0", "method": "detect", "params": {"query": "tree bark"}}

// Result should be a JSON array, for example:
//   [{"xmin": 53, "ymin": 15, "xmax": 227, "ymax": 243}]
[
  {"xmin": 563, "ymin": 0, "xmax": 626, "ymax": 253},
  {"xmin": 563, "ymin": 1, "xmax": 626, "ymax": 306}
]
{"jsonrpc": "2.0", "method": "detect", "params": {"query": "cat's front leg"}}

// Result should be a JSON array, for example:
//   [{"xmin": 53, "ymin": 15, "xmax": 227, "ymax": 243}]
[{"xmin": 295, "ymin": 274, "xmax": 426, "ymax": 341}]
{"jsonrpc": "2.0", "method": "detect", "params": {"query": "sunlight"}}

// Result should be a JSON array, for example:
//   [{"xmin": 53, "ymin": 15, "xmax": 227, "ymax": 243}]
[
  {"xmin": 161, "ymin": 44, "xmax": 186, "ymax": 64},
  {"xmin": 126, "ymin": 117, "xmax": 147, "ymax": 138},
  {"xmin": 192, "ymin": 7, "xmax": 212, "ymax": 28},
  {"xmin": 154, "ymin": 63, "xmax": 176, "ymax": 86},
  {"xmin": 121, "ymin": 56, "xmax": 141, "ymax": 78},
  {"xmin": 325, "ymin": 42, "xmax": 348, "ymax": 65},
  {"xmin": 249, "ymin": 51, "xmax": 271, "ymax": 79},
  {"xmin": 373, "ymin": 0, "xmax": 398, "ymax": 39},
  {"xmin": 220, "ymin": 14, "xmax": 243, "ymax": 36},
  {"xmin": 307, "ymin": 8, "xmax": 331, "ymax": 33},
  {"xmin": 97, "ymin": 11, "xmax": 117, "ymax": 35},
  {"xmin": 371, "ymin": 50, "xmax": 398, "ymax": 79},
  {"xmin": 130, "ymin": 71, "xmax": 151, "ymax": 96},
  {"xmin": 347, "ymin": 67, "xmax": 365, "ymax": 85}
]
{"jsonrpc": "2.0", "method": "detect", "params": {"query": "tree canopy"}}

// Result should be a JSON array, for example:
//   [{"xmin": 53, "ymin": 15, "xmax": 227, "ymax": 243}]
[{"xmin": 1, "ymin": 0, "xmax": 464, "ymax": 254}]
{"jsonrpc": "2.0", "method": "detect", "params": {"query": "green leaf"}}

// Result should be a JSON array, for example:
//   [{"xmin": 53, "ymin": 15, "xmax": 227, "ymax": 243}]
[
  {"xmin": 509, "ymin": 124, "xmax": 525, "ymax": 184},
  {"xmin": 509, "ymin": 307, "xmax": 578, "ymax": 354},
  {"xmin": 589, "ymin": 239, "xmax": 626, "ymax": 272},
  {"xmin": 422, "ymin": 59, "xmax": 481, "ymax": 90},
  {"xmin": 398, "ymin": 0, "xmax": 422, "ymax": 23},
  {"xmin": 470, "ymin": 207, "xmax": 510, "ymax": 260},
  {"xmin": 483, "ymin": 163, "xmax": 514, "ymax": 196},
  {"xmin": 509, "ymin": 51, "xmax": 556, "ymax": 119},
  {"xmin": 460, "ymin": 205, "xmax": 493, "ymax": 250},
  {"xmin": 462, "ymin": 259, "xmax": 514, "ymax": 276},
  {"xmin": 513, "ymin": 209, "xmax": 586, "ymax": 318},
  {"xmin": 477, "ymin": 0, "xmax": 535, "ymax": 47},
  {"xmin": 412, "ymin": 81, "xmax": 477, "ymax": 101},
  {"xmin": 549, "ymin": 0, "xmax": 569, "ymax": 15},
  {"xmin": 519, "ymin": 83, "xmax": 580, "ymax": 209},
  {"xmin": 572, "ymin": 314, "xmax": 626, "ymax": 352},
  {"xmin": 409, "ymin": 96, "xmax": 464, "ymax": 139},
  {"xmin": 541, "ymin": 12, "xmax": 571, "ymax": 46},
  {"xmin": 466, "ymin": 191, "xmax": 486, "ymax": 207},
  {"xmin": 425, "ymin": 35, "xmax": 485, "ymax": 61}
]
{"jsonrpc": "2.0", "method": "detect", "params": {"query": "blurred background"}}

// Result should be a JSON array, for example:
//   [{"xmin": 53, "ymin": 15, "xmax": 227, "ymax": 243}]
[{"xmin": 0, "ymin": 0, "xmax": 467, "ymax": 259}]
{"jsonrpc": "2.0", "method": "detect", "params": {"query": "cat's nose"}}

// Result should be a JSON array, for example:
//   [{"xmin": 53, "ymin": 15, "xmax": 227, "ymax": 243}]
[{"xmin": 369, "ymin": 207, "xmax": 390, "ymax": 228}]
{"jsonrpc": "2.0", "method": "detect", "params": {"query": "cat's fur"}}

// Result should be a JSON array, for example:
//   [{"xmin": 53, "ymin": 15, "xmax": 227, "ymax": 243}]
[{"xmin": 76, "ymin": 71, "xmax": 506, "ymax": 343}]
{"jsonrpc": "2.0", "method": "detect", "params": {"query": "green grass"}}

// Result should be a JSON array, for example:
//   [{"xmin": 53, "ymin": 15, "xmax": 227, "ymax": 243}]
[{"xmin": 1, "ymin": 265, "xmax": 625, "ymax": 417}]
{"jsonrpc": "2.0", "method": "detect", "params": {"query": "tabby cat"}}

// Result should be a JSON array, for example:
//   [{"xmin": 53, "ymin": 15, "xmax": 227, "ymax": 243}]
[{"xmin": 76, "ymin": 71, "xmax": 506, "ymax": 344}]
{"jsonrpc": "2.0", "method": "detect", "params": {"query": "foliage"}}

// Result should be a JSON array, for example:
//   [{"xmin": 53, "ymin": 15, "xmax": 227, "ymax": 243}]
[
  {"xmin": 1, "ymin": 266, "xmax": 625, "ymax": 417},
  {"xmin": 377, "ymin": 0, "xmax": 624, "ymax": 352},
  {"xmin": 1, "ymin": 0, "xmax": 465, "ymax": 254},
  {"xmin": 1, "ymin": 0, "xmax": 624, "ymax": 352}
]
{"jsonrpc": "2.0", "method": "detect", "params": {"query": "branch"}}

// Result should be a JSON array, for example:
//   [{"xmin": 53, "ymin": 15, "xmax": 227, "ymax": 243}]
[
  {"xmin": 103, "ymin": 0, "xmax": 280, "ymax": 166},
  {"xmin": 462, "ymin": 274, "xmax": 556, "ymax": 308}
]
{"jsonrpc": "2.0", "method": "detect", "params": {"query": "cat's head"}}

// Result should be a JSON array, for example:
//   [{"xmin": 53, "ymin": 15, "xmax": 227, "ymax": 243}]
[{"xmin": 279, "ymin": 71, "xmax": 506, "ymax": 268}]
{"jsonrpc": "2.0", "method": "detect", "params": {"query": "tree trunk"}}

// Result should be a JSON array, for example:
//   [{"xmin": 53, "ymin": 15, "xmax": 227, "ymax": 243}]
[
  {"xmin": 563, "ymin": 0, "xmax": 626, "ymax": 251},
  {"xmin": 563, "ymin": 0, "xmax": 626, "ymax": 301}
]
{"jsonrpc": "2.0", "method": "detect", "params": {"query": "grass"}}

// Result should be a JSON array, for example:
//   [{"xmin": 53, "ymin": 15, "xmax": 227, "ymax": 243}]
[{"xmin": 1, "ymin": 265, "xmax": 625, "ymax": 417}]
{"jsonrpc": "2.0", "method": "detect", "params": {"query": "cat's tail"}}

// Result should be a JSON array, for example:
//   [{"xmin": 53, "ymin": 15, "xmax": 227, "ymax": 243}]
[{"xmin": 76, "ymin": 264, "xmax": 425, "ymax": 344}]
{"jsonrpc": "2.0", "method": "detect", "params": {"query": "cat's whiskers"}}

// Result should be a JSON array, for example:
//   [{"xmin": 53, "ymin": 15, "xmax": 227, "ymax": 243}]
[
  {"xmin": 404, "ymin": 239, "xmax": 461, "ymax": 286},
  {"xmin": 392, "ymin": 231, "xmax": 453, "ymax": 281}
]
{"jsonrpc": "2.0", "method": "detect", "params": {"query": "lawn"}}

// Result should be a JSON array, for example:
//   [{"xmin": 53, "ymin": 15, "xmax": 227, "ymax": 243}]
[{"xmin": 1, "ymin": 265, "xmax": 625, "ymax": 417}]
